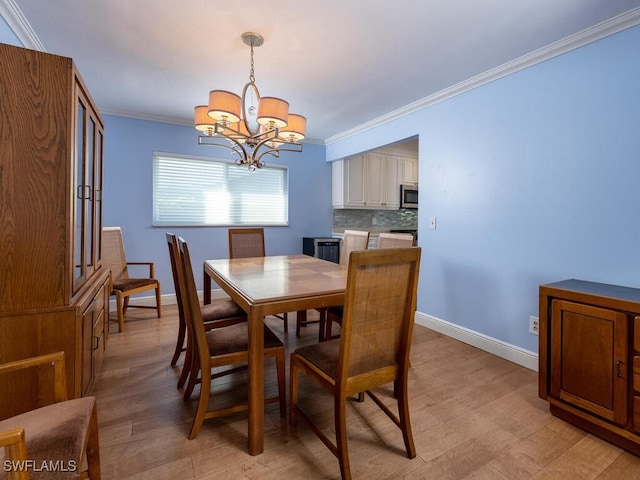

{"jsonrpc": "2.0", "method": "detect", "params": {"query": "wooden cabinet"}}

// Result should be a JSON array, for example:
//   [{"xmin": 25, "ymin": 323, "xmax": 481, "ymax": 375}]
[
  {"xmin": 332, "ymin": 153, "xmax": 404, "ymax": 209},
  {"xmin": 539, "ymin": 279, "xmax": 640, "ymax": 455},
  {"xmin": 0, "ymin": 43, "xmax": 107, "ymax": 418}
]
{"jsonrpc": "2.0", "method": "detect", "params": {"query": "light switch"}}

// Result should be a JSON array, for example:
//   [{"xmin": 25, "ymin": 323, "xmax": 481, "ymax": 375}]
[{"xmin": 429, "ymin": 217, "xmax": 437, "ymax": 230}]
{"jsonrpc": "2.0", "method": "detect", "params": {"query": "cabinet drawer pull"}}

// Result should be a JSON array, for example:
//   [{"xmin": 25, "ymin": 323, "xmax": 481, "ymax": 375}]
[
  {"xmin": 92, "ymin": 335, "xmax": 100, "ymax": 351},
  {"xmin": 617, "ymin": 360, "xmax": 624, "ymax": 378}
]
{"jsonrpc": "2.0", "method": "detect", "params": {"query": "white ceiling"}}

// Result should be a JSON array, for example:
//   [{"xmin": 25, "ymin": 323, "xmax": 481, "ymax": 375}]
[{"xmin": 5, "ymin": 0, "xmax": 640, "ymax": 142}]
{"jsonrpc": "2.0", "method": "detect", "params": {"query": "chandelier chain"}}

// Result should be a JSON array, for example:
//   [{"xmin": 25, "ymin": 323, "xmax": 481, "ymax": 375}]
[{"xmin": 249, "ymin": 41, "xmax": 255, "ymax": 84}]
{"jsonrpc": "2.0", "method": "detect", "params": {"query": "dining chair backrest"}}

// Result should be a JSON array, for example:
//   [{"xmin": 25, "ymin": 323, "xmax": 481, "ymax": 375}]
[
  {"xmin": 339, "ymin": 230, "xmax": 370, "ymax": 265},
  {"xmin": 102, "ymin": 226, "xmax": 130, "ymax": 281},
  {"xmin": 174, "ymin": 236, "xmax": 209, "ymax": 373},
  {"xmin": 339, "ymin": 247, "xmax": 421, "ymax": 383},
  {"xmin": 378, "ymin": 232, "xmax": 414, "ymax": 249},
  {"xmin": 228, "ymin": 228, "xmax": 266, "ymax": 259},
  {"xmin": 166, "ymin": 233, "xmax": 185, "ymax": 323}
]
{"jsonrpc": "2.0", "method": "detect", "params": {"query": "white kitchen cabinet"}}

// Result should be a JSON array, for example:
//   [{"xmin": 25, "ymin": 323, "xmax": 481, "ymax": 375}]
[
  {"xmin": 331, "ymin": 159, "xmax": 344, "ymax": 207},
  {"xmin": 332, "ymin": 153, "xmax": 401, "ymax": 209},
  {"xmin": 398, "ymin": 155, "xmax": 418, "ymax": 185}
]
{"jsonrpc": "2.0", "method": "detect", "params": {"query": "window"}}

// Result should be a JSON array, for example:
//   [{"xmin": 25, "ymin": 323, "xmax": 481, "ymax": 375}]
[{"xmin": 153, "ymin": 153, "xmax": 289, "ymax": 226}]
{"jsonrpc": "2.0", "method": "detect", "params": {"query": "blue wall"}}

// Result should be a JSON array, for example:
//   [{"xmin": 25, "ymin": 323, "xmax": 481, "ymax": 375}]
[
  {"xmin": 0, "ymin": 15, "xmax": 20, "ymax": 46},
  {"xmin": 102, "ymin": 116, "xmax": 331, "ymax": 293},
  {"xmin": 326, "ymin": 25, "xmax": 640, "ymax": 353}
]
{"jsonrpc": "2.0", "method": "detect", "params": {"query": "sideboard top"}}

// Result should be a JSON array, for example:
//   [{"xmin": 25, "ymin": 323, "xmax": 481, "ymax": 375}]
[{"xmin": 541, "ymin": 278, "xmax": 640, "ymax": 312}]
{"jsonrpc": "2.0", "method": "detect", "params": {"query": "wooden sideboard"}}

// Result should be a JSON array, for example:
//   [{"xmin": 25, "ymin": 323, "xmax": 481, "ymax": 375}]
[
  {"xmin": 539, "ymin": 279, "xmax": 640, "ymax": 455},
  {"xmin": 0, "ymin": 43, "xmax": 108, "ymax": 419}
]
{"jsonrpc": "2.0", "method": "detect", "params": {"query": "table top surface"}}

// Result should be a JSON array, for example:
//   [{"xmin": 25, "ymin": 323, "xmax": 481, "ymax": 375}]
[{"xmin": 205, "ymin": 254, "xmax": 347, "ymax": 305}]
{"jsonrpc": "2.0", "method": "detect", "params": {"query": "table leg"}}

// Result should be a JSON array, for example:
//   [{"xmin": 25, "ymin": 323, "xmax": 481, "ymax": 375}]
[
  {"xmin": 247, "ymin": 306, "xmax": 265, "ymax": 455},
  {"xmin": 203, "ymin": 270, "xmax": 211, "ymax": 305}
]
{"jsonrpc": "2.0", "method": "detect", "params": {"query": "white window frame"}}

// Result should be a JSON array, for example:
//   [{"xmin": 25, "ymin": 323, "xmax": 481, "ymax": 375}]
[{"xmin": 152, "ymin": 152, "xmax": 289, "ymax": 227}]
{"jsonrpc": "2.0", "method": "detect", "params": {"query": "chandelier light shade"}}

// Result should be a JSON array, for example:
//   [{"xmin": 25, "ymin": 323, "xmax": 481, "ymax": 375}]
[
  {"xmin": 207, "ymin": 90, "xmax": 241, "ymax": 124},
  {"xmin": 257, "ymin": 97, "xmax": 289, "ymax": 128},
  {"xmin": 279, "ymin": 114, "xmax": 307, "ymax": 142},
  {"xmin": 195, "ymin": 32, "xmax": 306, "ymax": 171}
]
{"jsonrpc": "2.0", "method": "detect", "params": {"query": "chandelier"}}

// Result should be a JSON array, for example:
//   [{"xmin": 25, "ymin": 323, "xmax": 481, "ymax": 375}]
[{"xmin": 194, "ymin": 32, "xmax": 306, "ymax": 171}]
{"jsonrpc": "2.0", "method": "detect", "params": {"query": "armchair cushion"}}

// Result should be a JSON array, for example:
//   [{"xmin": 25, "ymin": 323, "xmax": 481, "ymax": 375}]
[
  {"xmin": 112, "ymin": 277, "xmax": 158, "ymax": 292},
  {"xmin": 0, "ymin": 397, "xmax": 96, "ymax": 480}
]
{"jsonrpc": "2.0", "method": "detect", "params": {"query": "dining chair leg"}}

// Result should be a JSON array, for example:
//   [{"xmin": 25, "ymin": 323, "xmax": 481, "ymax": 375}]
[
  {"xmin": 288, "ymin": 358, "xmax": 299, "ymax": 427},
  {"xmin": 171, "ymin": 316, "xmax": 186, "ymax": 367},
  {"xmin": 335, "ymin": 395, "xmax": 352, "ymax": 480},
  {"xmin": 188, "ymin": 363, "xmax": 210, "ymax": 440},
  {"xmin": 183, "ymin": 348, "xmax": 200, "ymax": 401},
  {"xmin": 116, "ymin": 293, "xmax": 125, "ymax": 333},
  {"xmin": 177, "ymin": 325, "xmax": 193, "ymax": 389},
  {"xmin": 275, "ymin": 350, "xmax": 286, "ymax": 417},
  {"xmin": 325, "ymin": 313, "xmax": 333, "ymax": 340},
  {"xmin": 155, "ymin": 285, "xmax": 162, "ymax": 318},
  {"xmin": 318, "ymin": 314, "xmax": 326, "ymax": 342},
  {"xmin": 397, "ymin": 378, "xmax": 416, "ymax": 458}
]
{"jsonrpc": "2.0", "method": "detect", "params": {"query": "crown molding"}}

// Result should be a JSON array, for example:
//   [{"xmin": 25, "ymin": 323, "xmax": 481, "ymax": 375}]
[
  {"xmin": 0, "ymin": 0, "xmax": 45, "ymax": 50},
  {"xmin": 101, "ymin": 108, "xmax": 325, "ymax": 145},
  {"xmin": 325, "ymin": 7, "xmax": 640, "ymax": 145}
]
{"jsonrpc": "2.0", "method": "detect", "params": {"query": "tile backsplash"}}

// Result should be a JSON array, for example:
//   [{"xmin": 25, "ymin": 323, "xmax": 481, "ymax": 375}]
[{"xmin": 333, "ymin": 209, "xmax": 418, "ymax": 231}]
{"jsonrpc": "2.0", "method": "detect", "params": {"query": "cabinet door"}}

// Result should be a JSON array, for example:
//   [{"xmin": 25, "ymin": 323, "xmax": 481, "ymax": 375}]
[
  {"xmin": 93, "ymin": 120, "xmax": 105, "ymax": 267},
  {"xmin": 73, "ymin": 91, "xmax": 89, "ymax": 293},
  {"xmin": 550, "ymin": 299, "xmax": 628, "ymax": 425},
  {"xmin": 385, "ymin": 156, "xmax": 400, "ymax": 208},
  {"xmin": 73, "ymin": 82, "xmax": 103, "ymax": 294},
  {"xmin": 365, "ymin": 153, "xmax": 386, "ymax": 207},
  {"xmin": 81, "ymin": 296, "xmax": 96, "ymax": 395},
  {"xmin": 399, "ymin": 156, "xmax": 418, "ymax": 185},
  {"xmin": 81, "ymin": 283, "xmax": 106, "ymax": 396},
  {"xmin": 344, "ymin": 154, "xmax": 366, "ymax": 207},
  {"xmin": 332, "ymin": 160, "xmax": 344, "ymax": 208}
]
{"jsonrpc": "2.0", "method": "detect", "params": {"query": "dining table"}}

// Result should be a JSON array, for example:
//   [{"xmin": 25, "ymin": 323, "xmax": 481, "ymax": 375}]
[{"xmin": 203, "ymin": 254, "xmax": 347, "ymax": 455}]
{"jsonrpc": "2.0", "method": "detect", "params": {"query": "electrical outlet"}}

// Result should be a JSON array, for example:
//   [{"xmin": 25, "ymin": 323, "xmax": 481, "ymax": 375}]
[{"xmin": 529, "ymin": 316, "xmax": 539, "ymax": 335}]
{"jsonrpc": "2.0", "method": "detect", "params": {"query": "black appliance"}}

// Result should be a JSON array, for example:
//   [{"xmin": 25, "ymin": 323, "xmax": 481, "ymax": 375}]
[
  {"xmin": 400, "ymin": 184, "xmax": 418, "ymax": 208},
  {"xmin": 303, "ymin": 237, "xmax": 341, "ymax": 264}
]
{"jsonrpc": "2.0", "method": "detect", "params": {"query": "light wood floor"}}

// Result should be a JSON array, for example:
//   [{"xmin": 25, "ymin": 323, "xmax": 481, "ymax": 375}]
[{"xmin": 94, "ymin": 305, "xmax": 640, "ymax": 479}]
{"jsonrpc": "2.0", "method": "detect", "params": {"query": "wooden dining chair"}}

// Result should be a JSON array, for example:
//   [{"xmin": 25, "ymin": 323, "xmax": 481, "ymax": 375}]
[
  {"xmin": 324, "ymin": 231, "xmax": 412, "ymax": 341},
  {"xmin": 166, "ymin": 233, "xmax": 247, "ymax": 392},
  {"xmin": 176, "ymin": 236, "xmax": 286, "ymax": 439},
  {"xmin": 102, "ymin": 226, "xmax": 161, "ymax": 332},
  {"xmin": 377, "ymin": 232, "xmax": 415, "ymax": 248},
  {"xmin": 227, "ymin": 228, "xmax": 289, "ymax": 332},
  {"xmin": 315, "ymin": 229, "xmax": 370, "ymax": 341},
  {"xmin": 0, "ymin": 351, "xmax": 101, "ymax": 479},
  {"xmin": 289, "ymin": 247, "xmax": 421, "ymax": 480}
]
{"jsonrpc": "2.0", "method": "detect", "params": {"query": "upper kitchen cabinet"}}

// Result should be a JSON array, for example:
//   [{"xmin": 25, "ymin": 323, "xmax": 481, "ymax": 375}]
[
  {"xmin": 399, "ymin": 156, "xmax": 418, "ymax": 185},
  {"xmin": 0, "ymin": 43, "xmax": 108, "ymax": 417},
  {"xmin": 332, "ymin": 152, "xmax": 416, "ymax": 209}
]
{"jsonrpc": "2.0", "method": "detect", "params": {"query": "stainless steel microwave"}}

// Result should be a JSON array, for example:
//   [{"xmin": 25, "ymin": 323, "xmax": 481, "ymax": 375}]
[{"xmin": 400, "ymin": 184, "xmax": 418, "ymax": 209}]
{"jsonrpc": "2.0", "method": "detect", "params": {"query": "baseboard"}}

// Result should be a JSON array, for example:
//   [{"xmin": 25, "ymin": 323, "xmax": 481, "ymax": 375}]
[
  {"xmin": 415, "ymin": 312, "xmax": 539, "ymax": 372},
  {"xmin": 108, "ymin": 289, "xmax": 229, "ymax": 310}
]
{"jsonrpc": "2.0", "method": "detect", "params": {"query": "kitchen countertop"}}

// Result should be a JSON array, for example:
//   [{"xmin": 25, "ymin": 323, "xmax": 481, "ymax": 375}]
[{"xmin": 332, "ymin": 227, "xmax": 417, "ymax": 236}]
